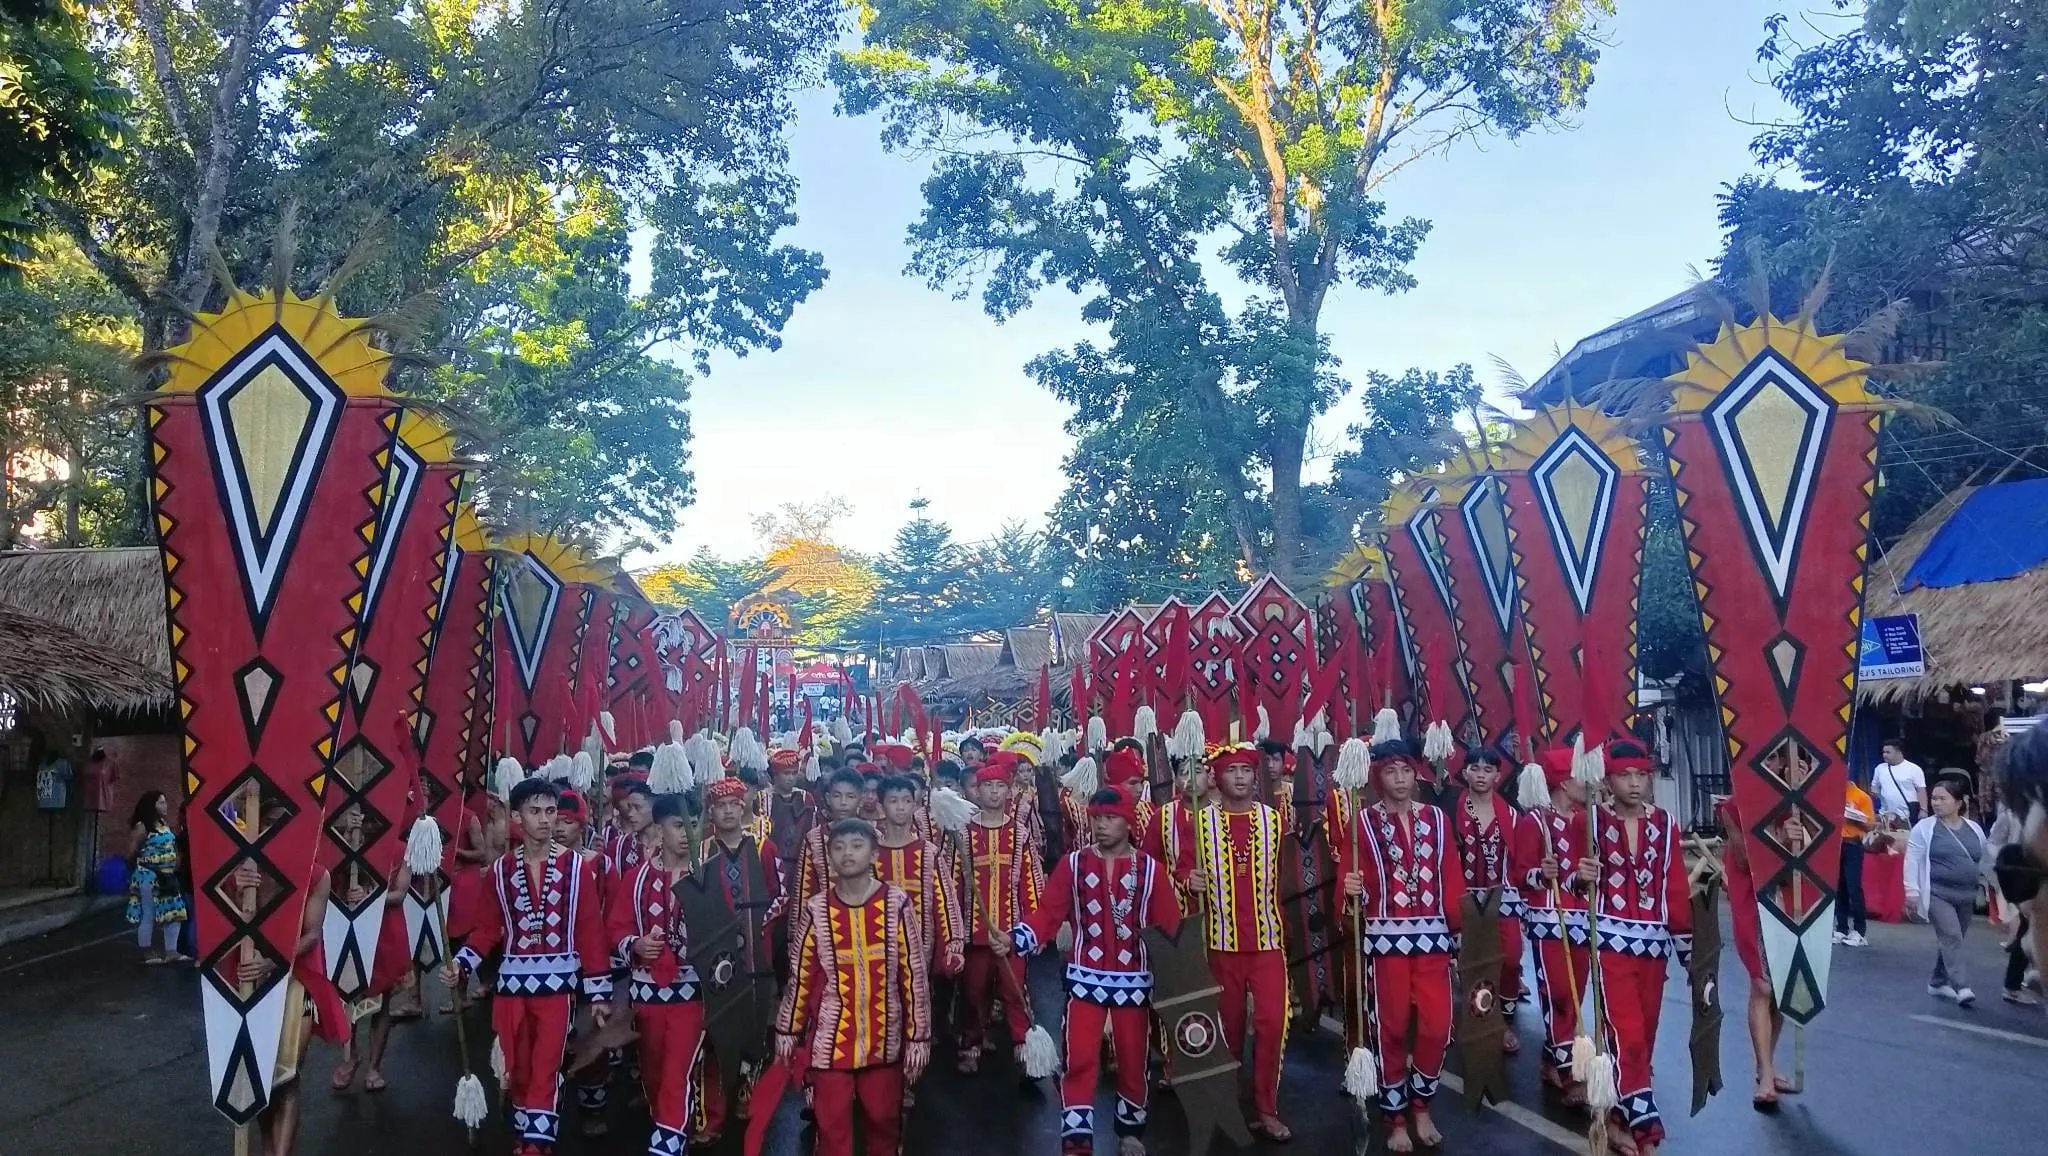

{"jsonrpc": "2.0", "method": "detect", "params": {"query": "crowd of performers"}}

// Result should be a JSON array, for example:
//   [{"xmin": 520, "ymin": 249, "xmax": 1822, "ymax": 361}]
[{"xmin": 284, "ymin": 711, "xmax": 1712, "ymax": 1156}]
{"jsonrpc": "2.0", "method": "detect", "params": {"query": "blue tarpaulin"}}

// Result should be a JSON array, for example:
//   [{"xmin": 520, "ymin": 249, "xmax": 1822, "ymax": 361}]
[{"xmin": 1900, "ymin": 478, "xmax": 2048, "ymax": 591}]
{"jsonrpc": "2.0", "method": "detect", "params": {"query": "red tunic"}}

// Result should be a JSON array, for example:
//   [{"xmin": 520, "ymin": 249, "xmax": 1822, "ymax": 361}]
[
  {"xmin": 605, "ymin": 861, "xmax": 700, "ymax": 1004},
  {"xmin": 1511, "ymin": 804, "xmax": 1590, "ymax": 945},
  {"xmin": 964, "ymin": 814, "xmax": 1043, "ymax": 946},
  {"xmin": 1452, "ymin": 792, "xmax": 1525, "ymax": 917},
  {"xmin": 777, "ymin": 884, "xmax": 932, "ymax": 1069},
  {"xmin": 1192, "ymin": 804, "xmax": 1287, "ymax": 953},
  {"xmin": 1582, "ymin": 804, "xmax": 1692, "ymax": 959},
  {"xmin": 1013, "ymin": 847, "xmax": 1182, "ymax": 1006},
  {"xmin": 602, "ymin": 824, "xmax": 651, "ymax": 884},
  {"xmin": 876, "ymin": 837, "xmax": 965, "ymax": 965},
  {"xmin": 1337, "ymin": 801, "xmax": 1465, "ymax": 956},
  {"xmin": 792, "ymin": 824, "xmax": 832, "ymax": 902},
  {"xmin": 455, "ymin": 844, "xmax": 613, "ymax": 998}
]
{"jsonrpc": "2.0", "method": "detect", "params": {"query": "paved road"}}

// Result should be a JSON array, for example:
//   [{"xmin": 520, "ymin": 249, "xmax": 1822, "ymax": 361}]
[{"xmin": 3, "ymin": 909, "xmax": 2044, "ymax": 1156}]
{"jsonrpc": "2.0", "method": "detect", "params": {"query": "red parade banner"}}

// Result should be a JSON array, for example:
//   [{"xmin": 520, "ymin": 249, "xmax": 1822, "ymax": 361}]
[
  {"xmin": 1230, "ymin": 574, "xmax": 1313, "ymax": 742},
  {"xmin": 1428, "ymin": 453, "xmax": 1520, "ymax": 748},
  {"xmin": 492, "ymin": 532, "xmax": 603, "ymax": 766},
  {"xmin": 1184, "ymin": 592, "xmax": 1243, "ymax": 742},
  {"xmin": 1379, "ymin": 486, "xmax": 1468, "ymax": 732}
]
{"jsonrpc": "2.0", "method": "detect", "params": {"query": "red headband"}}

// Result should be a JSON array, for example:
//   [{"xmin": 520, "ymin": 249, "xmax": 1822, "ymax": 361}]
[
  {"xmin": 556, "ymin": 792, "xmax": 586, "ymax": 821},
  {"xmin": 768, "ymin": 749, "xmax": 802, "ymax": 770},
  {"xmin": 1106, "ymin": 746, "xmax": 1145, "ymax": 785},
  {"xmin": 1086, "ymin": 786, "xmax": 1138, "ymax": 826},
  {"xmin": 972, "ymin": 762, "xmax": 1012, "ymax": 786},
  {"xmin": 1604, "ymin": 747, "xmax": 1653, "ymax": 776},
  {"xmin": 705, "ymin": 778, "xmax": 749, "ymax": 805},
  {"xmin": 1539, "ymin": 746, "xmax": 1575, "ymax": 789},
  {"xmin": 1207, "ymin": 744, "xmax": 1259, "ymax": 773}
]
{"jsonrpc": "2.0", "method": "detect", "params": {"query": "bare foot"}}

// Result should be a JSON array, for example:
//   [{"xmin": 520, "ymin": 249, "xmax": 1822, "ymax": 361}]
[
  {"xmin": 1605, "ymin": 1117, "xmax": 1640, "ymax": 1156},
  {"xmin": 1117, "ymin": 1137, "xmax": 1145, "ymax": 1156},
  {"xmin": 1561, "ymin": 1081, "xmax": 1588, "ymax": 1107},
  {"xmin": 1774, "ymin": 1075, "xmax": 1798, "ymax": 1094},
  {"xmin": 1412, "ymin": 1106, "xmax": 1442, "ymax": 1148},
  {"xmin": 1387, "ymin": 1124, "xmax": 1414, "ymax": 1153}
]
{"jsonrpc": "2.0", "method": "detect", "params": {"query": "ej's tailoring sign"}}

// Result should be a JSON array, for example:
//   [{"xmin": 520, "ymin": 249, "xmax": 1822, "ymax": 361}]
[{"xmin": 1858, "ymin": 613, "xmax": 1926, "ymax": 681}]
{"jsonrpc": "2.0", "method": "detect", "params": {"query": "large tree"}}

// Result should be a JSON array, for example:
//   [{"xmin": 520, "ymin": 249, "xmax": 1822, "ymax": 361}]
[
  {"xmin": 841, "ymin": 0, "xmax": 1613, "ymax": 583},
  {"xmin": 1, "ymin": 0, "xmax": 124, "ymax": 269}
]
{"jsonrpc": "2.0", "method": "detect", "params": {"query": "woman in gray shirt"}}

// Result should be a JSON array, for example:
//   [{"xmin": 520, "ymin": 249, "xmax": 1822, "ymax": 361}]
[{"xmin": 1905, "ymin": 775, "xmax": 1992, "ymax": 1006}]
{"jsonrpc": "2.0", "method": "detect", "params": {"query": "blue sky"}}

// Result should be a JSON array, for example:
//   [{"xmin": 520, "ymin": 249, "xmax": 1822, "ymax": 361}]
[{"xmin": 653, "ymin": 2, "xmax": 1792, "ymax": 564}]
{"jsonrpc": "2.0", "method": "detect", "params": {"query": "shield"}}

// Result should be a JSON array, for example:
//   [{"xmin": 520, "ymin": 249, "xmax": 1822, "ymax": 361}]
[
  {"xmin": 1279, "ymin": 746, "xmax": 1339, "ymax": 1019},
  {"xmin": 1142, "ymin": 923, "xmax": 1252, "ymax": 1156},
  {"xmin": 1455, "ymin": 887, "xmax": 1508, "ymax": 1108},
  {"xmin": 1689, "ymin": 878, "xmax": 1726, "ymax": 1115},
  {"xmin": 678, "ymin": 842, "xmax": 775, "ymax": 1097}
]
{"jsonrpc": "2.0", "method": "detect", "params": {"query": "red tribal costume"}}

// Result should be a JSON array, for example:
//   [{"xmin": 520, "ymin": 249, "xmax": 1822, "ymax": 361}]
[
  {"xmin": 1012, "ymin": 792, "xmax": 1182, "ymax": 1156},
  {"xmin": 1511, "ymin": 752, "xmax": 1590, "ymax": 1083},
  {"xmin": 689, "ymin": 809, "xmax": 785, "ymax": 1140},
  {"xmin": 777, "ymin": 883, "xmax": 932, "ymax": 1156},
  {"xmin": 1338, "ymin": 788, "xmax": 1465, "ymax": 1128},
  {"xmin": 1453, "ymin": 788, "xmax": 1527, "ymax": 1005},
  {"xmin": 876, "ymin": 836, "xmax": 965, "ymax": 976},
  {"xmin": 958, "ymin": 773, "xmax": 1045, "ymax": 1060},
  {"xmin": 606, "ymin": 862, "xmax": 704, "ymax": 1156},
  {"xmin": 454, "ymin": 845, "xmax": 613, "ymax": 1153},
  {"xmin": 1191, "ymin": 798, "xmax": 1291, "ymax": 1121}
]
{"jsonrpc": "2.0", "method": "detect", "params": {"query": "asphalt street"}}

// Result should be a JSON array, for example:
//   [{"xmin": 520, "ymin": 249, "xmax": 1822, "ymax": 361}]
[{"xmin": 3, "ymin": 908, "xmax": 2043, "ymax": 1156}]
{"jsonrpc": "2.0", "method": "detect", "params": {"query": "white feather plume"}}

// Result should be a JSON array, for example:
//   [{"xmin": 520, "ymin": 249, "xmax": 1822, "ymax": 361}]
[
  {"xmin": 569, "ymin": 751, "xmax": 597, "ymax": 793},
  {"xmin": 1062, "ymin": 756, "xmax": 1100, "ymax": 800},
  {"xmin": 1370, "ymin": 706, "xmax": 1401, "ymax": 746},
  {"xmin": 1084, "ymin": 716, "xmax": 1107, "ymax": 753},
  {"xmin": 541, "ymin": 754, "xmax": 572, "ymax": 783},
  {"xmin": 1167, "ymin": 710, "xmax": 1206, "ymax": 761},
  {"xmin": 1333, "ymin": 738, "xmax": 1372, "ymax": 791},
  {"xmin": 1342, "ymin": 1046, "xmax": 1380, "ymax": 1102},
  {"xmin": 404, "ymin": 815, "xmax": 444, "ymax": 877},
  {"xmin": 581, "ymin": 723, "xmax": 604, "ymax": 768},
  {"xmin": 453, "ymin": 1073, "xmax": 489, "ymax": 1128},
  {"xmin": 929, "ymin": 786, "xmax": 976, "ymax": 834},
  {"xmin": 1290, "ymin": 715, "xmax": 1314, "ymax": 751},
  {"xmin": 1131, "ymin": 705, "xmax": 1158, "ymax": 746},
  {"xmin": 650, "ymin": 742, "xmax": 692, "ymax": 794},
  {"xmin": 1021, "ymin": 1024, "xmax": 1061, "ymax": 1080},
  {"xmin": 1572, "ymin": 733, "xmax": 1606, "ymax": 784},
  {"xmin": 1253, "ymin": 703, "xmax": 1271, "ymax": 742},
  {"xmin": 492, "ymin": 757, "xmax": 523, "ymax": 801},
  {"xmin": 1515, "ymin": 763, "xmax": 1550, "ymax": 810},
  {"xmin": 599, "ymin": 710, "xmax": 616, "ymax": 743}
]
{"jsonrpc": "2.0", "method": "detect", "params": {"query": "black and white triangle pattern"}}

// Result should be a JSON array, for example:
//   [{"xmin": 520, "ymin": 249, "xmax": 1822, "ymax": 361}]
[
  {"xmin": 512, "ymin": 1107, "xmax": 560, "ymax": 1144},
  {"xmin": 1063, "ymin": 964, "xmax": 1152, "ymax": 1006},
  {"xmin": 1362, "ymin": 915, "xmax": 1456, "ymax": 956}
]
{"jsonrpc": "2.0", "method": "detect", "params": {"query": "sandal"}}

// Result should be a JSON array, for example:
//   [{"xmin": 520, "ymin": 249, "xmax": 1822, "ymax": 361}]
[
  {"xmin": 1248, "ymin": 1117, "xmax": 1294, "ymax": 1143},
  {"xmin": 364, "ymin": 1071, "xmax": 388, "ymax": 1093},
  {"xmin": 143, "ymin": 956, "xmax": 166, "ymax": 967},
  {"xmin": 331, "ymin": 1060, "xmax": 358, "ymax": 1092}
]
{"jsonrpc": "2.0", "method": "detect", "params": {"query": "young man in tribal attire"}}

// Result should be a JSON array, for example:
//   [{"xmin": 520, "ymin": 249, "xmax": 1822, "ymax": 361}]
[
  {"xmin": 607, "ymin": 796, "xmax": 705, "ymax": 1156},
  {"xmin": 1338, "ymin": 741, "xmax": 1465, "ymax": 1153},
  {"xmin": 956, "ymin": 758, "xmax": 1045, "ymax": 1075},
  {"xmin": 1450, "ymin": 746, "xmax": 1525, "ymax": 1055},
  {"xmin": 1004, "ymin": 786, "xmax": 1182, "ymax": 1156},
  {"xmin": 793, "ymin": 770, "xmax": 867, "ymax": 902},
  {"xmin": 1574, "ymin": 740, "xmax": 1690, "ymax": 1156},
  {"xmin": 1062, "ymin": 745, "xmax": 1165, "ymax": 860},
  {"xmin": 689, "ymin": 776, "xmax": 787, "ymax": 1146},
  {"xmin": 1512, "ymin": 746, "xmax": 1592, "ymax": 1103},
  {"xmin": 876, "ymin": 775, "xmax": 966, "ymax": 980},
  {"xmin": 776, "ymin": 818, "xmax": 933, "ymax": 1156},
  {"xmin": 998, "ymin": 732, "xmax": 1050, "ymax": 861},
  {"xmin": 444, "ymin": 779, "xmax": 614, "ymax": 1156},
  {"xmin": 1184, "ymin": 744, "xmax": 1293, "ymax": 1142},
  {"xmin": 602, "ymin": 777, "xmax": 654, "ymax": 888},
  {"xmin": 552, "ymin": 790, "xmax": 619, "ymax": 1134}
]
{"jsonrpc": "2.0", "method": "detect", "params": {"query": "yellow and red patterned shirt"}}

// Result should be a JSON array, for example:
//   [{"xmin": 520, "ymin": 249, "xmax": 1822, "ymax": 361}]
[
  {"xmin": 776, "ymin": 883, "xmax": 931, "ymax": 1070},
  {"xmin": 1194, "ymin": 803, "xmax": 1287, "ymax": 953},
  {"xmin": 877, "ymin": 837, "xmax": 965, "ymax": 966},
  {"xmin": 964, "ymin": 815, "xmax": 1043, "ymax": 946}
]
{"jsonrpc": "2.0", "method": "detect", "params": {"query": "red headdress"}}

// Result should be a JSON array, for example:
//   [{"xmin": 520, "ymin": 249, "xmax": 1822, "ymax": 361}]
[
  {"xmin": 767, "ymin": 748, "xmax": 802, "ymax": 772},
  {"xmin": 705, "ymin": 777, "xmax": 749, "ymax": 806},
  {"xmin": 1105, "ymin": 746, "xmax": 1146, "ymax": 785},
  {"xmin": 1087, "ymin": 785, "xmax": 1139, "ymax": 826},
  {"xmin": 1370, "ymin": 739, "xmax": 1424, "ymax": 783},
  {"xmin": 972, "ymin": 758, "xmax": 1016, "ymax": 786},
  {"xmin": 1207, "ymin": 742, "xmax": 1260, "ymax": 774},
  {"xmin": 555, "ymin": 790, "xmax": 588, "ymax": 821},
  {"xmin": 1539, "ymin": 745, "xmax": 1575, "ymax": 789},
  {"xmin": 872, "ymin": 741, "xmax": 915, "ymax": 771}
]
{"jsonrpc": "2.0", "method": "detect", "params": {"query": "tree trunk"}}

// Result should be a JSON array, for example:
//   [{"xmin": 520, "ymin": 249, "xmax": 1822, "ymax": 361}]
[{"xmin": 1268, "ymin": 421, "xmax": 1307, "ymax": 587}]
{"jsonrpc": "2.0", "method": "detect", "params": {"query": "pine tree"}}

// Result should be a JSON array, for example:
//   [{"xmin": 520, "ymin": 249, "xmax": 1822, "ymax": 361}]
[{"xmin": 873, "ymin": 499, "xmax": 969, "ymax": 645}]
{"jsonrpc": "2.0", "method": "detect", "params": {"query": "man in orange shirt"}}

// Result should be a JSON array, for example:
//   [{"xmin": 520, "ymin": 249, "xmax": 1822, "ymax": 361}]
[{"xmin": 1835, "ymin": 779, "xmax": 1876, "ymax": 947}]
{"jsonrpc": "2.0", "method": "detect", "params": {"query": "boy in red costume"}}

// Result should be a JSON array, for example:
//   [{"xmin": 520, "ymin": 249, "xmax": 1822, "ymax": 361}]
[
  {"xmin": 793, "ymin": 770, "xmax": 867, "ymax": 901},
  {"xmin": 776, "ymin": 818, "xmax": 933, "ymax": 1156},
  {"xmin": 692, "ymin": 775, "xmax": 786, "ymax": 1145},
  {"xmin": 1513, "ymin": 745, "xmax": 1592, "ymax": 1101},
  {"xmin": 1185, "ymin": 744, "xmax": 1291, "ymax": 1141},
  {"xmin": 957, "ymin": 758, "xmax": 1045, "ymax": 1075},
  {"xmin": 1004, "ymin": 785, "xmax": 1181, "ymax": 1156},
  {"xmin": 1339, "ymin": 741, "xmax": 1465, "ymax": 1153},
  {"xmin": 876, "ymin": 775, "xmax": 966, "ymax": 978},
  {"xmin": 445, "ymin": 778, "xmax": 613, "ymax": 1156},
  {"xmin": 1575, "ymin": 741, "xmax": 1690, "ymax": 1156},
  {"xmin": 607, "ymin": 795, "xmax": 705, "ymax": 1156},
  {"xmin": 1450, "ymin": 746, "xmax": 1525, "ymax": 1054}
]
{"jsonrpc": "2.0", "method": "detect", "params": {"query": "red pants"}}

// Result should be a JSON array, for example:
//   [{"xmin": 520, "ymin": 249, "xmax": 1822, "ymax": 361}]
[
  {"xmin": 1529, "ymin": 931, "xmax": 1590, "ymax": 1078},
  {"xmin": 1060, "ymin": 998, "xmax": 1151, "ymax": 1156},
  {"xmin": 810, "ymin": 1065, "xmax": 906, "ymax": 1156},
  {"xmin": 692, "ymin": 1046, "xmax": 728, "ymax": 1138},
  {"xmin": 1209, "ymin": 949, "xmax": 1288, "ymax": 1118},
  {"xmin": 1597, "ymin": 950, "xmax": 1669, "ymax": 1145},
  {"xmin": 637, "ymin": 1002, "xmax": 705, "ymax": 1153},
  {"xmin": 1364, "ymin": 953, "xmax": 1453, "ymax": 1122},
  {"xmin": 960, "ymin": 946, "xmax": 1030, "ymax": 1052},
  {"xmin": 492, "ymin": 993, "xmax": 574, "ymax": 1147}
]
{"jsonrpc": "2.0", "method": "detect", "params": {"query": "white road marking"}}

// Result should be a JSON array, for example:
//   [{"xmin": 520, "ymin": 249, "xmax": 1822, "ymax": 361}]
[
  {"xmin": 1910, "ymin": 1014, "xmax": 2048, "ymax": 1049},
  {"xmin": 0, "ymin": 930, "xmax": 129, "ymax": 973},
  {"xmin": 1320, "ymin": 1015, "xmax": 1579, "ymax": 1150}
]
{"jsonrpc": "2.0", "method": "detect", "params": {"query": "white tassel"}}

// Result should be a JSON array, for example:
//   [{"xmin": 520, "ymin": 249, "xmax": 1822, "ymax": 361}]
[
  {"xmin": 404, "ymin": 815, "xmax": 444, "ymax": 877},
  {"xmin": 1290, "ymin": 715, "xmax": 1314, "ymax": 750},
  {"xmin": 1585, "ymin": 1052, "xmax": 1620, "ymax": 1112},
  {"xmin": 730, "ymin": 727, "xmax": 769, "ymax": 773},
  {"xmin": 1333, "ymin": 738, "xmax": 1371, "ymax": 791},
  {"xmin": 1167, "ymin": 710, "xmax": 1206, "ymax": 761},
  {"xmin": 668, "ymin": 719, "xmax": 686, "ymax": 746},
  {"xmin": 1307, "ymin": 707, "xmax": 1333, "ymax": 754},
  {"xmin": 582, "ymin": 722, "xmax": 604, "ymax": 766},
  {"xmin": 569, "ymin": 751, "xmax": 597, "ymax": 793},
  {"xmin": 1423, "ymin": 721, "xmax": 1454, "ymax": 763},
  {"xmin": 1084, "ymin": 716, "xmax": 1107, "ymax": 753},
  {"xmin": 490, "ymin": 1036, "xmax": 508, "ymax": 1088},
  {"xmin": 1253, "ymin": 704, "xmax": 1271, "ymax": 742},
  {"xmin": 541, "ymin": 754, "xmax": 572, "ymax": 782},
  {"xmin": 1569, "ymin": 1034, "xmax": 1596, "ymax": 1082},
  {"xmin": 686, "ymin": 732, "xmax": 723, "ymax": 782},
  {"xmin": 1342, "ymin": 1046, "xmax": 1380, "ymax": 1102},
  {"xmin": 930, "ymin": 786, "xmax": 976, "ymax": 834},
  {"xmin": 650, "ymin": 742, "xmax": 691, "ymax": 794},
  {"xmin": 599, "ymin": 710, "xmax": 616, "ymax": 743},
  {"xmin": 831, "ymin": 715, "xmax": 853, "ymax": 745},
  {"xmin": 492, "ymin": 757, "xmax": 523, "ymax": 801},
  {"xmin": 1515, "ymin": 763, "xmax": 1550, "ymax": 810},
  {"xmin": 1572, "ymin": 733, "xmax": 1606, "ymax": 784},
  {"xmin": 1370, "ymin": 707, "xmax": 1401, "ymax": 746},
  {"xmin": 1131, "ymin": 705, "xmax": 1158, "ymax": 747},
  {"xmin": 1020, "ymin": 1023, "xmax": 1061, "ymax": 1080},
  {"xmin": 453, "ymin": 1072, "xmax": 489, "ymax": 1128},
  {"xmin": 803, "ymin": 753, "xmax": 821, "ymax": 781},
  {"xmin": 1062, "ymin": 756, "xmax": 1100, "ymax": 800}
]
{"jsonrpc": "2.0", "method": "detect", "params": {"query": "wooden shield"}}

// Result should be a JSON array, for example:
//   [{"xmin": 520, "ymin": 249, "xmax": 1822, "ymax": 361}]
[
  {"xmin": 1143, "ymin": 923, "xmax": 1252, "ymax": 1156},
  {"xmin": 1279, "ymin": 746, "xmax": 1339, "ymax": 1019},
  {"xmin": 1455, "ymin": 887, "xmax": 1507, "ymax": 1108},
  {"xmin": 1689, "ymin": 879, "xmax": 1725, "ymax": 1116},
  {"xmin": 679, "ymin": 845, "xmax": 774, "ymax": 1095}
]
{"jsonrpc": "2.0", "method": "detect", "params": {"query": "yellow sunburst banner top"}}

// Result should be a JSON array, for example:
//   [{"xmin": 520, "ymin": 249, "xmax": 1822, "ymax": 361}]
[
  {"xmin": 1494, "ymin": 401, "xmax": 1645, "ymax": 473},
  {"xmin": 396, "ymin": 410, "xmax": 457, "ymax": 461},
  {"xmin": 452, "ymin": 504, "xmax": 491, "ymax": 553},
  {"xmin": 1324, "ymin": 542, "xmax": 1389, "ymax": 588},
  {"xmin": 1668, "ymin": 315, "xmax": 1888, "ymax": 412},
  {"xmin": 495, "ymin": 530, "xmax": 608, "ymax": 584},
  {"xmin": 156, "ymin": 290, "xmax": 391, "ymax": 397}
]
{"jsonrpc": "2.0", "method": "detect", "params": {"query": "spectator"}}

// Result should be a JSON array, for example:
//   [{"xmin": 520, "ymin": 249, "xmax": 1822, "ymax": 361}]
[
  {"xmin": 126, "ymin": 790, "xmax": 190, "ymax": 965},
  {"xmin": 1988, "ymin": 800, "xmax": 2038, "ymax": 1005},
  {"xmin": 1905, "ymin": 774, "xmax": 1990, "ymax": 1007},
  {"xmin": 1872, "ymin": 739, "xmax": 1928, "ymax": 825},
  {"xmin": 1993, "ymin": 720, "xmax": 2048, "ymax": 1007},
  {"xmin": 1835, "ymin": 778, "xmax": 1875, "ymax": 947}
]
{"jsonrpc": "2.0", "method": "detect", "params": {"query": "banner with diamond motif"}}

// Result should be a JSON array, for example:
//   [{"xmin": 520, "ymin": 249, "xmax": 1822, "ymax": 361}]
[
  {"xmin": 1184, "ymin": 593, "xmax": 1243, "ymax": 742},
  {"xmin": 492, "ymin": 533, "xmax": 603, "ymax": 766},
  {"xmin": 1380, "ymin": 484, "xmax": 1471, "ymax": 732},
  {"xmin": 650, "ymin": 607, "xmax": 721, "ymax": 734},
  {"xmin": 1494, "ymin": 404, "xmax": 1648, "ymax": 747},
  {"xmin": 1230, "ymin": 574, "xmax": 1312, "ymax": 741},
  {"xmin": 606, "ymin": 595, "xmax": 680, "ymax": 750},
  {"xmin": 320, "ymin": 412, "xmax": 462, "ymax": 1002},
  {"xmin": 1428, "ymin": 453, "xmax": 1520, "ymax": 749},
  {"xmin": 571, "ymin": 582, "xmax": 617, "ymax": 751},
  {"xmin": 146, "ymin": 287, "xmax": 400, "ymax": 1125},
  {"xmin": 1659, "ymin": 316, "xmax": 1890, "ymax": 1025},
  {"xmin": 1090, "ymin": 607, "xmax": 1151, "ymax": 736},
  {"xmin": 409, "ymin": 502, "xmax": 495, "ymax": 968},
  {"xmin": 1345, "ymin": 552, "xmax": 1413, "ymax": 723}
]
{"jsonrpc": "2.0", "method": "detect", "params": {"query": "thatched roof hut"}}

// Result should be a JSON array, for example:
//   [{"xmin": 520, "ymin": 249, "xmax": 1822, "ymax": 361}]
[
  {"xmin": 0, "ymin": 547, "xmax": 171, "ymax": 682},
  {"xmin": 0, "ymin": 604, "xmax": 173, "ymax": 715},
  {"xmin": 1007, "ymin": 627, "xmax": 1054, "ymax": 673},
  {"xmin": 1859, "ymin": 482, "xmax": 2048, "ymax": 705}
]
